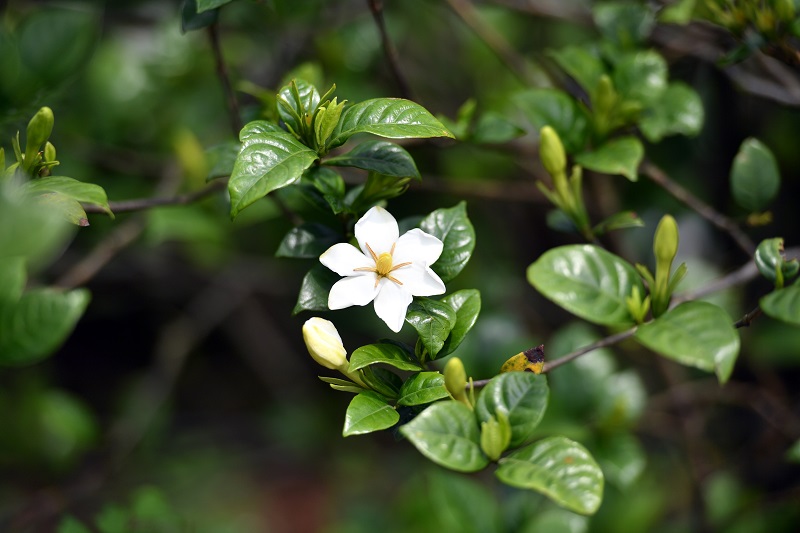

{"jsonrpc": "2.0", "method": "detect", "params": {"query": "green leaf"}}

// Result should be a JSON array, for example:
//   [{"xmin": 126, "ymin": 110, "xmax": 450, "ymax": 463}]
[
  {"xmin": 512, "ymin": 89, "xmax": 589, "ymax": 153},
  {"xmin": 0, "ymin": 257, "xmax": 26, "ymax": 307},
  {"xmin": 475, "ymin": 372, "xmax": 549, "ymax": 448},
  {"xmin": 196, "ymin": 0, "xmax": 233, "ymax": 13},
  {"xmin": 755, "ymin": 237, "xmax": 798, "ymax": 285},
  {"xmin": 0, "ymin": 288, "xmax": 90, "ymax": 365},
  {"xmin": 23, "ymin": 176, "xmax": 113, "ymax": 217},
  {"xmin": 292, "ymin": 265, "xmax": 338, "ymax": 314},
  {"xmin": 405, "ymin": 297, "xmax": 457, "ymax": 359},
  {"xmin": 496, "ymin": 436, "xmax": 604, "ymax": 515},
  {"xmin": 594, "ymin": 432, "xmax": 646, "ymax": 490},
  {"xmin": 349, "ymin": 343, "xmax": 423, "ymax": 372},
  {"xmin": 761, "ymin": 284, "xmax": 800, "ymax": 326},
  {"xmin": 439, "ymin": 289, "xmax": 481, "ymax": 356},
  {"xmin": 35, "ymin": 193, "xmax": 89, "ymax": 226},
  {"xmin": 612, "ymin": 51, "xmax": 668, "ymax": 105},
  {"xmin": 471, "ymin": 112, "xmax": 525, "ymax": 144},
  {"xmin": 592, "ymin": 210, "xmax": 644, "ymax": 235},
  {"xmin": 594, "ymin": 3, "xmax": 655, "ymax": 50},
  {"xmin": 549, "ymin": 45, "xmax": 605, "ymax": 95},
  {"xmin": 575, "ymin": 137, "xmax": 643, "ymax": 181},
  {"xmin": 277, "ymin": 79, "xmax": 320, "ymax": 137},
  {"xmin": 181, "ymin": 0, "xmax": 218, "ymax": 32},
  {"xmin": 343, "ymin": 391, "xmax": 399, "ymax": 436},
  {"xmin": 0, "ymin": 190, "xmax": 72, "ymax": 264},
  {"xmin": 327, "ymin": 98, "xmax": 454, "ymax": 150},
  {"xmin": 276, "ymin": 223, "xmax": 341, "ymax": 258},
  {"xmin": 419, "ymin": 202, "xmax": 476, "ymax": 283},
  {"xmin": 527, "ymin": 245, "xmax": 644, "ymax": 326},
  {"xmin": 228, "ymin": 130, "xmax": 318, "ymax": 218},
  {"xmin": 301, "ymin": 166, "xmax": 346, "ymax": 214},
  {"xmin": 400, "ymin": 401, "xmax": 488, "ymax": 472},
  {"xmin": 324, "ymin": 140, "xmax": 420, "ymax": 178},
  {"xmin": 640, "ymin": 82, "xmax": 704, "ymax": 142},
  {"xmin": 240, "ymin": 120, "xmax": 285, "ymax": 140},
  {"xmin": 634, "ymin": 301, "xmax": 740, "ymax": 383},
  {"xmin": 730, "ymin": 138, "xmax": 780, "ymax": 212},
  {"xmin": 205, "ymin": 141, "xmax": 240, "ymax": 180},
  {"xmin": 427, "ymin": 472, "xmax": 502, "ymax": 533},
  {"xmin": 397, "ymin": 372, "xmax": 450, "ymax": 406}
]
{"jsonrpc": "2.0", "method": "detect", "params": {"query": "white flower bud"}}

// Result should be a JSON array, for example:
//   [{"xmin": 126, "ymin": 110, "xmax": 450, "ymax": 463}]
[{"xmin": 302, "ymin": 317, "xmax": 348, "ymax": 370}]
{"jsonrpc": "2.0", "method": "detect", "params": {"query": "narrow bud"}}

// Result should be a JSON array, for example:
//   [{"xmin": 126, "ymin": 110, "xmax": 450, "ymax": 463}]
[
  {"xmin": 654, "ymin": 215, "xmax": 679, "ymax": 265},
  {"xmin": 594, "ymin": 75, "xmax": 616, "ymax": 115},
  {"xmin": 444, "ymin": 357, "xmax": 468, "ymax": 403},
  {"xmin": 480, "ymin": 412, "xmax": 511, "ymax": 461},
  {"xmin": 539, "ymin": 126, "xmax": 567, "ymax": 177},
  {"xmin": 302, "ymin": 317, "xmax": 348, "ymax": 370},
  {"xmin": 26, "ymin": 107, "xmax": 54, "ymax": 156},
  {"xmin": 44, "ymin": 142, "xmax": 57, "ymax": 163}
]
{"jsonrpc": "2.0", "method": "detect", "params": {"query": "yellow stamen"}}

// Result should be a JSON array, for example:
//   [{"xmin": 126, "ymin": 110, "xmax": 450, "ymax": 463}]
[{"xmin": 353, "ymin": 241, "xmax": 412, "ymax": 287}]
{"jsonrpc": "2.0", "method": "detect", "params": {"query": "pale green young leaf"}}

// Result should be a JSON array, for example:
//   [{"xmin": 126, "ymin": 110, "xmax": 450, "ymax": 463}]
[
  {"xmin": 343, "ymin": 391, "xmax": 399, "ymax": 436},
  {"xmin": 575, "ymin": 137, "xmax": 643, "ymax": 181},
  {"xmin": 349, "ymin": 343, "xmax": 423, "ymax": 372},
  {"xmin": 23, "ymin": 176, "xmax": 113, "ymax": 216},
  {"xmin": 397, "ymin": 371, "xmax": 450, "ymax": 406},
  {"xmin": 730, "ymin": 138, "xmax": 780, "ymax": 212}
]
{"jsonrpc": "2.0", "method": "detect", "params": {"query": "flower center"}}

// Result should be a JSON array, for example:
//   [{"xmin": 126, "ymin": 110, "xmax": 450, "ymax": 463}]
[{"xmin": 353, "ymin": 242, "xmax": 413, "ymax": 287}]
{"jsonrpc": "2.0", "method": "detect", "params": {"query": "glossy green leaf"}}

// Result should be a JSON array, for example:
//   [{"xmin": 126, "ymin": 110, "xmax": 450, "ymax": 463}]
[
  {"xmin": 228, "ymin": 130, "xmax": 317, "ymax": 218},
  {"xmin": 400, "ymin": 401, "xmax": 488, "ymax": 472},
  {"xmin": 755, "ymin": 237, "xmax": 798, "ymax": 285},
  {"xmin": 527, "ymin": 245, "xmax": 644, "ymax": 326},
  {"xmin": 325, "ymin": 140, "xmax": 420, "ymax": 178},
  {"xmin": 239, "ymin": 120, "xmax": 285, "ymax": 140},
  {"xmin": 300, "ymin": 166, "xmax": 346, "ymax": 214},
  {"xmin": 397, "ymin": 371, "xmax": 450, "ymax": 406},
  {"xmin": 575, "ymin": 137, "xmax": 643, "ymax": 181},
  {"xmin": 439, "ymin": 289, "xmax": 481, "ymax": 356},
  {"xmin": 343, "ymin": 391, "xmax": 399, "ymax": 436},
  {"xmin": 419, "ymin": 202, "xmax": 475, "ymax": 283},
  {"xmin": 292, "ymin": 265, "xmax": 338, "ymax": 314},
  {"xmin": 594, "ymin": 432, "xmax": 646, "ymax": 490},
  {"xmin": 730, "ymin": 138, "xmax": 780, "ymax": 212},
  {"xmin": 277, "ymin": 79, "xmax": 320, "ymax": 137},
  {"xmin": 475, "ymin": 372, "xmax": 549, "ymax": 448},
  {"xmin": 349, "ymin": 343, "xmax": 423, "ymax": 372},
  {"xmin": 0, "ymin": 288, "xmax": 90, "ymax": 365},
  {"xmin": 275, "ymin": 223, "xmax": 341, "ymax": 258},
  {"xmin": 23, "ymin": 176, "xmax": 113, "ymax": 217},
  {"xmin": 360, "ymin": 366, "xmax": 403, "ymax": 399},
  {"xmin": 196, "ymin": 0, "xmax": 232, "ymax": 13},
  {"xmin": 761, "ymin": 284, "xmax": 800, "ymax": 326},
  {"xmin": 640, "ymin": 82, "xmax": 704, "ymax": 142},
  {"xmin": 405, "ymin": 297, "xmax": 457, "ymax": 359},
  {"xmin": 612, "ymin": 51, "xmax": 667, "ymax": 105},
  {"xmin": 549, "ymin": 45, "xmax": 605, "ymax": 95},
  {"xmin": 634, "ymin": 301, "xmax": 740, "ymax": 383},
  {"xmin": 512, "ymin": 89, "xmax": 589, "ymax": 153},
  {"xmin": 327, "ymin": 98, "xmax": 454, "ymax": 150},
  {"xmin": 496, "ymin": 436, "xmax": 604, "ymax": 515}
]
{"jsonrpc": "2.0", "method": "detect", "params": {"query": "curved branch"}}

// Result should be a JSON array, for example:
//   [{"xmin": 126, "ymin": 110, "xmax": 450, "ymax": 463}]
[
  {"xmin": 83, "ymin": 179, "xmax": 227, "ymax": 214},
  {"xmin": 367, "ymin": 0, "xmax": 412, "ymax": 99}
]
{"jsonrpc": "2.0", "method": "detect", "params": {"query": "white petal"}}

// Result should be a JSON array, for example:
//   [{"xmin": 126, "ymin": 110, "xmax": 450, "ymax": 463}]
[
  {"xmin": 320, "ymin": 243, "xmax": 373, "ymax": 276},
  {"xmin": 392, "ymin": 263, "xmax": 445, "ymax": 297},
  {"xmin": 354, "ymin": 206, "xmax": 399, "ymax": 257},
  {"xmin": 373, "ymin": 281, "xmax": 412, "ymax": 332},
  {"xmin": 393, "ymin": 228, "xmax": 444, "ymax": 266},
  {"xmin": 328, "ymin": 275, "xmax": 379, "ymax": 309}
]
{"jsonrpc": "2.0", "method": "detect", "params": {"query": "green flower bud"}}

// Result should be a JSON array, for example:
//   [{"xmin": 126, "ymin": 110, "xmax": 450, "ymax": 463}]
[
  {"xmin": 44, "ymin": 142, "xmax": 57, "ymax": 163},
  {"xmin": 594, "ymin": 75, "xmax": 616, "ymax": 116},
  {"xmin": 539, "ymin": 126, "xmax": 567, "ymax": 177},
  {"xmin": 444, "ymin": 357, "xmax": 468, "ymax": 403},
  {"xmin": 302, "ymin": 317, "xmax": 348, "ymax": 370},
  {"xmin": 25, "ymin": 107, "xmax": 54, "ymax": 156},
  {"xmin": 480, "ymin": 412, "xmax": 511, "ymax": 461},
  {"xmin": 654, "ymin": 215, "xmax": 679, "ymax": 265}
]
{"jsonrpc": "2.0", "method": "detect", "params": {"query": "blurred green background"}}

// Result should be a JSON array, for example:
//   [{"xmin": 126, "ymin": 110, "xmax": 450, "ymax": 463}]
[{"xmin": 1, "ymin": 0, "xmax": 800, "ymax": 531}]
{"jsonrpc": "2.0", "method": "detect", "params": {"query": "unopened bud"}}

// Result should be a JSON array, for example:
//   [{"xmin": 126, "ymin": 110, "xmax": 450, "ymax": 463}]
[
  {"xmin": 594, "ymin": 75, "xmax": 616, "ymax": 115},
  {"xmin": 302, "ymin": 317, "xmax": 348, "ymax": 370},
  {"xmin": 539, "ymin": 126, "xmax": 567, "ymax": 177},
  {"xmin": 26, "ymin": 107, "xmax": 54, "ymax": 155},
  {"xmin": 654, "ymin": 215, "xmax": 679, "ymax": 265},
  {"xmin": 480, "ymin": 411, "xmax": 511, "ymax": 461},
  {"xmin": 44, "ymin": 142, "xmax": 57, "ymax": 163},
  {"xmin": 444, "ymin": 357, "xmax": 468, "ymax": 402}
]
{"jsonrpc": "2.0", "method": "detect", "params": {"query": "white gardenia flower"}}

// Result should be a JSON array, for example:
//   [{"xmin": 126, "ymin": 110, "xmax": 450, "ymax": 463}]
[{"xmin": 320, "ymin": 206, "xmax": 446, "ymax": 332}]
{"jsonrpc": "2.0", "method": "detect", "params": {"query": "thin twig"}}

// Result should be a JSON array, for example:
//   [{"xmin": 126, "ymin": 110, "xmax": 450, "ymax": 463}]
[
  {"xmin": 734, "ymin": 305, "xmax": 763, "ymax": 328},
  {"xmin": 367, "ymin": 0, "xmax": 412, "ymax": 99},
  {"xmin": 640, "ymin": 160, "xmax": 756, "ymax": 257},
  {"xmin": 207, "ymin": 23, "xmax": 242, "ymax": 136},
  {"xmin": 444, "ymin": 0, "xmax": 537, "ymax": 86},
  {"xmin": 83, "ymin": 179, "xmax": 228, "ymax": 214}
]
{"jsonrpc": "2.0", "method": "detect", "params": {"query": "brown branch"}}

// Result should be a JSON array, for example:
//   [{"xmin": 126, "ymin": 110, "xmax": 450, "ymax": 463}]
[
  {"xmin": 207, "ymin": 23, "xmax": 242, "ymax": 136},
  {"xmin": 734, "ymin": 305, "xmax": 763, "ymax": 328},
  {"xmin": 84, "ymin": 178, "xmax": 227, "ymax": 214},
  {"xmin": 367, "ymin": 0, "xmax": 412, "ymax": 99},
  {"xmin": 640, "ymin": 160, "xmax": 756, "ymax": 257}
]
